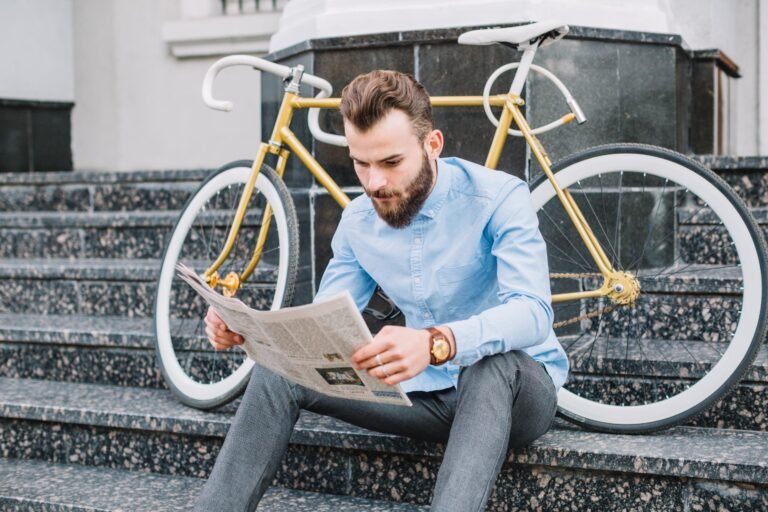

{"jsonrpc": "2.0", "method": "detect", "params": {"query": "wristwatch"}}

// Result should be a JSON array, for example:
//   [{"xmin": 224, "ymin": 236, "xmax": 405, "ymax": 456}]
[{"xmin": 426, "ymin": 327, "xmax": 453, "ymax": 365}]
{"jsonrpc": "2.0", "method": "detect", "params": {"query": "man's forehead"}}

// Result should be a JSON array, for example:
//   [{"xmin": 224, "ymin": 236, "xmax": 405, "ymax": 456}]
[{"xmin": 344, "ymin": 111, "xmax": 420, "ymax": 157}]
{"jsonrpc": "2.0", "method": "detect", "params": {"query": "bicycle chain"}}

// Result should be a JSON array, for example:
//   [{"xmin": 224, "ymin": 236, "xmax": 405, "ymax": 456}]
[{"xmin": 550, "ymin": 272, "xmax": 621, "ymax": 329}]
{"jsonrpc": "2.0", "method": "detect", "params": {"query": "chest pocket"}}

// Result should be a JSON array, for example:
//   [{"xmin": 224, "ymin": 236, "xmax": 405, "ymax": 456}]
[{"xmin": 436, "ymin": 253, "xmax": 494, "ymax": 311}]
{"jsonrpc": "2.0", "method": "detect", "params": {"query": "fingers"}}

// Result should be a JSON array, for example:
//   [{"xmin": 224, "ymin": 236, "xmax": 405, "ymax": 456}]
[
  {"xmin": 351, "ymin": 340, "xmax": 392, "ymax": 368},
  {"xmin": 379, "ymin": 370, "xmax": 410, "ymax": 386},
  {"xmin": 205, "ymin": 307, "xmax": 223, "ymax": 326},
  {"xmin": 204, "ymin": 307, "xmax": 244, "ymax": 350},
  {"xmin": 366, "ymin": 357, "xmax": 409, "ymax": 382}
]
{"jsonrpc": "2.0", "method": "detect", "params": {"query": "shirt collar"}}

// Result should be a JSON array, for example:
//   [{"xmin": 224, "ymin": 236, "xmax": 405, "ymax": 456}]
[{"xmin": 419, "ymin": 158, "xmax": 451, "ymax": 219}]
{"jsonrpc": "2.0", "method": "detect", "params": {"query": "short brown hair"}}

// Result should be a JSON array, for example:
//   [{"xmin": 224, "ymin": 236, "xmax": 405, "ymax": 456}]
[{"xmin": 340, "ymin": 70, "xmax": 433, "ymax": 141}]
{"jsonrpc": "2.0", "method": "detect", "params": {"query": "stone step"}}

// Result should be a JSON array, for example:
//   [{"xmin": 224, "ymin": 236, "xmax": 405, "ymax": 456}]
[
  {"xmin": 699, "ymin": 155, "xmax": 768, "ymax": 208},
  {"xmin": 677, "ymin": 205, "xmax": 768, "ymax": 265},
  {"xmin": 1, "ymin": 164, "xmax": 766, "ymax": 265},
  {"xmin": 0, "ymin": 169, "xmax": 206, "ymax": 213},
  {"xmin": 0, "ymin": 158, "xmax": 763, "ymax": 215},
  {"xmin": 0, "ymin": 458, "xmax": 426, "ymax": 512},
  {"xmin": 0, "ymin": 378, "xmax": 765, "ymax": 510},
  {"xmin": 0, "ymin": 258, "xmax": 311, "ymax": 317},
  {"xmin": 0, "ymin": 158, "xmax": 764, "ymax": 218},
  {"xmin": 3, "ymin": 205, "xmax": 764, "ymax": 263},
  {"xmin": 0, "ymin": 314, "xmax": 164, "ymax": 389},
  {"xmin": 563, "ymin": 338, "xmax": 767, "ymax": 431},
  {"xmin": 0, "ymin": 258, "xmax": 746, "ymax": 319},
  {"xmin": 0, "ymin": 314, "xmax": 765, "ymax": 430},
  {"xmin": 0, "ymin": 208, "xmax": 273, "ymax": 259}
]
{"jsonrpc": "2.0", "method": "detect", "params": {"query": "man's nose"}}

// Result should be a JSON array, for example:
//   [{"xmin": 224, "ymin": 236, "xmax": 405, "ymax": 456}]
[{"xmin": 366, "ymin": 167, "xmax": 388, "ymax": 193}]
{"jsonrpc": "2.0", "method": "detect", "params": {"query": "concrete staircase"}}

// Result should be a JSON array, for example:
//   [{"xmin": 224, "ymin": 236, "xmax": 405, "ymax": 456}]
[{"xmin": 0, "ymin": 160, "xmax": 766, "ymax": 510}]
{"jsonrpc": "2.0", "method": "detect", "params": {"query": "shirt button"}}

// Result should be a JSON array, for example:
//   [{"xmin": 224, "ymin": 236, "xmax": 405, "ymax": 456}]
[
  {"xmin": 414, "ymin": 277, "xmax": 421, "ymax": 284},
  {"xmin": 414, "ymin": 238, "xmax": 422, "ymax": 245}
]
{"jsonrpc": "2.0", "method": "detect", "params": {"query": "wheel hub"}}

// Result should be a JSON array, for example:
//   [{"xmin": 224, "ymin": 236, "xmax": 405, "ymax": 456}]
[{"xmin": 606, "ymin": 271, "xmax": 641, "ymax": 305}]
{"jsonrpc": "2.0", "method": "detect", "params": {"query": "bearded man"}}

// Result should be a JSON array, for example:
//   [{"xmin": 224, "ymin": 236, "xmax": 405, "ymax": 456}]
[{"xmin": 195, "ymin": 70, "xmax": 568, "ymax": 511}]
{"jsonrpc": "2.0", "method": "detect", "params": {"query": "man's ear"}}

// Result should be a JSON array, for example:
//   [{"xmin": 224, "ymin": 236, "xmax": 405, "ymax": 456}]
[{"xmin": 424, "ymin": 129, "xmax": 444, "ymax": 160}]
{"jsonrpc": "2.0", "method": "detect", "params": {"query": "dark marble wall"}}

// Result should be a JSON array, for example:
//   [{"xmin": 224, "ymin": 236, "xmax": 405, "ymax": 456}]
[{"xmin": 261, "ymin": 24, "xmax": 717, "ymax": 304}]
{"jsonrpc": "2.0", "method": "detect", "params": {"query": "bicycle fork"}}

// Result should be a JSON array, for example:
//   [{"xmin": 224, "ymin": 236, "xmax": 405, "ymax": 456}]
[{"xmin": 203, "ymin": 141, "xmax": 290, "ymax": 297}]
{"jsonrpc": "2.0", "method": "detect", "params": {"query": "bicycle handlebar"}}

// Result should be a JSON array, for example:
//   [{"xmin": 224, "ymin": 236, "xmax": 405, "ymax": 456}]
[
  {"xmin": 202, "ymin": 54, "xmax": 585, "ymax": 148},
  {"xmin": 202, "ymin": 54, "xmax": 347, "ymax": 147}
]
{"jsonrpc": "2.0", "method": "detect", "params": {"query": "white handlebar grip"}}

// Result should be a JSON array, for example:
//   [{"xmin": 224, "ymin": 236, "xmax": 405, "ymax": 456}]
[
  {"xmin": 202, "ymin": 55, "xmax": 293, "ymax": 111},
  {"xmin": 202, "ymin": 57, "xmax": 238, "ymax": 111}
]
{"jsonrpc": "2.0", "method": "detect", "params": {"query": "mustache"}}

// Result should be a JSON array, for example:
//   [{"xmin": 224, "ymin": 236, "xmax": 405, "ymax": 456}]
[{"xmin": 370, "ymin": 189, "xmax": 402, "ymax": 199}]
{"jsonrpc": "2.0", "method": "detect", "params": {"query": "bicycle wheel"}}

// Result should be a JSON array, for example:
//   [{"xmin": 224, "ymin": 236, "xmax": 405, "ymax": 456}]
[
  {"xmin": 530, "ymin": 143, "xmax": 768, "ymax": 433},
  {"xmin": 154, "ymin": 160, "xmax": 299, "ymax": 409}
]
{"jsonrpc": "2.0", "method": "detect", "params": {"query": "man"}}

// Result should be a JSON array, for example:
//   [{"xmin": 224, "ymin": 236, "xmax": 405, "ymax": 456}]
[{"xmin": 195, "ymin": 70, "xmax": 569, "ymax": 511}]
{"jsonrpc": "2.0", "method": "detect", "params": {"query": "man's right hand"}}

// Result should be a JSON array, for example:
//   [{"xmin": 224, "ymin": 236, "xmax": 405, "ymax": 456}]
[{"xmin": 204, "ymin": 307, "xmax": 244, "ymax": 351}]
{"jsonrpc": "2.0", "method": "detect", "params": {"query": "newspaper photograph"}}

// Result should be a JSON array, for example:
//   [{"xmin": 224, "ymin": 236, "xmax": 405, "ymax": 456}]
[{"xmin": 176, "ymin": 263, "xmax": 412, "ymax": 406}]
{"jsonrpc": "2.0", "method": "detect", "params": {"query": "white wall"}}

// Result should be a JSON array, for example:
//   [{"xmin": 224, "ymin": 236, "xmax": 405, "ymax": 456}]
[
  {"xmin": 0, "ymin": 0, "xmax": 74, "ymax": 102},
  {"xmin": 72, "ymin": 0, "xmax": 266, "ymax": 171},
  {"xmin": 663, "ymin": 0, "xmax": 761, "ymax": 155}
]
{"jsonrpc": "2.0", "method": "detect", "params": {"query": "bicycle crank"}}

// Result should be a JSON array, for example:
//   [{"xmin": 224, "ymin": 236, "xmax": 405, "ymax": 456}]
[{"xmin": 208, "ymin": 271, "xmax": 241, "ymax": 297}]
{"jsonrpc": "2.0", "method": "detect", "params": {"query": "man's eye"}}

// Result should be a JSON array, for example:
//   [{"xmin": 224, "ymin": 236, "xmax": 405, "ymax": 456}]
[{"xmin": 385, "ymin": 160, "xmax": 401, "ymax": 166}]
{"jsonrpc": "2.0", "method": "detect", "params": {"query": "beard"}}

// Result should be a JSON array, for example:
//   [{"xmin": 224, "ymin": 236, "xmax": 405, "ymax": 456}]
[{"xmin": 365, "ymin": 152, "xmax": 434, "ymax": 229}]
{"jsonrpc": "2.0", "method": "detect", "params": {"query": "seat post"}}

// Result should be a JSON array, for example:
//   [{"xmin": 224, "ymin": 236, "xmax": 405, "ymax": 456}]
[{"xmin": 508, "ymin": 41, "xmax": 540, "ymax": 97}]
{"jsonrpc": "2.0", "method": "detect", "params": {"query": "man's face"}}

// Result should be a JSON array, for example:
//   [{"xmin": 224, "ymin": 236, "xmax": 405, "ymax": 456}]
[{"xmin": 344, "ymin": 109, "xmax": 437, "ymax": 229}]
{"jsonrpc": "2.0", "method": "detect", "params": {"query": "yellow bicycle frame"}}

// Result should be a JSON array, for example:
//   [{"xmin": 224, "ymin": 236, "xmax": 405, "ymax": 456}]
[{"xmin": 204, "ymin": 89, "xmax": 639, "ymax": 306}]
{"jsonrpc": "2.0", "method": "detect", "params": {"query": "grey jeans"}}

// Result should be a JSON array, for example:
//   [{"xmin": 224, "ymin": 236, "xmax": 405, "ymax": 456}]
[{"xmin": 194, "ymin": 349, "xmax": 558, "ymax": 511}]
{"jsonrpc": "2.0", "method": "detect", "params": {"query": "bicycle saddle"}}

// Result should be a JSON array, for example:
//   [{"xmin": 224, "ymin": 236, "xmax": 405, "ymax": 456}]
[{"xmin": 459, "ymin": 20, "xmax": 569, "ymax": 50}]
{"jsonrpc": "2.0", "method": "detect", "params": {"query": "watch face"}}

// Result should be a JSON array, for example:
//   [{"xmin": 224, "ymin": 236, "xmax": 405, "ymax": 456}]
[{"xmin": 432, "ymin": 339, "xmax": 451, "ymax": 360}]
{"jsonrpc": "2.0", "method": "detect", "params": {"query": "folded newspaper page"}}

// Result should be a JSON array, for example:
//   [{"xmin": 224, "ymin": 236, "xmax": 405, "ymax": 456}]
[{"xmin": 176, "ymin": 263, "xmax": 412, "ymax": 406}]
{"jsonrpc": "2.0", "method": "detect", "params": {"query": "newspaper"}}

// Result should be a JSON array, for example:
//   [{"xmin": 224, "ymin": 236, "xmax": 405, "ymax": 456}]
[{"xmin": 176, "ymin": 263, "xmax": 412, "ymax": 406}]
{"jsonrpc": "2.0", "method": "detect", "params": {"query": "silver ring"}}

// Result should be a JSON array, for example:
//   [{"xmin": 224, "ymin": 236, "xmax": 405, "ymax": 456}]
[{"xmin": 375, "ymin": 354, "xmax": 390, "ymax": 377}]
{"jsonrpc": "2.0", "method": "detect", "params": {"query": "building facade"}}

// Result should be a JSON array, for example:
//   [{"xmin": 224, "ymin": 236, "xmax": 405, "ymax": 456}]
[{"xmin": 0, "ymin": 0, "xmax": 766, "ymax": 172}]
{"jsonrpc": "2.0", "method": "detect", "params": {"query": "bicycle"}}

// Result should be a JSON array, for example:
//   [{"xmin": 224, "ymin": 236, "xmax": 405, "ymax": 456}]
[{"xmin": 153, "ymin": 20, "xmax": 768, "ymax": 434}]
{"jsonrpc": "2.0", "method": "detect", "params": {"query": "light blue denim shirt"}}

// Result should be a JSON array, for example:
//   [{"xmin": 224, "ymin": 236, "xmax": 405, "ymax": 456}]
[{"xmin": 314, "ymin": 157, "xmax": 569, "ymax": 393}]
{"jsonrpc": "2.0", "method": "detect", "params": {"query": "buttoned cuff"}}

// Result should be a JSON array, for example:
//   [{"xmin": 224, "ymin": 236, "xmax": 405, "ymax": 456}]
[{"xmin": 443, "ymin": 316, "xmax": 483, "ymax": 367}]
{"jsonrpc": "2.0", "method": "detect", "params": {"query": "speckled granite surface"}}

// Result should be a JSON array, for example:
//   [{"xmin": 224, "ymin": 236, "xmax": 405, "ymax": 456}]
[
  {"xmin": 0, "ymin": 258, "xmax": 283, "ymax": 317},
  {"xmin": 0, "ymin": 314, "xmax": 154, "ymax": 348},
  {"xmin": 0, "ymin": 258, "xmax": 160, "ymax": 280},
  {"xmin": 0, "ymin": 378, "xmax": 766, "ymax": 486},
  {"xmin": 0, "ymin": 169, "xmax": 209, "ymax": 186},
  {"xmin": 0, "ymin": 458, "xmax": 427, "ymax": 511},
  {"xmin": 1, "ymin": 314, "xmax": 765, "ymax": 429},
  {"xmin": 0, "ymin": 210, "xmax": 272, "ymax": 259},
  {"xmin": 0, "ymin": 344, "xmax": 164, "ymax": 388},
  {"xmin": 698, "ymin": 155, "xmax": 768, "ymax": 171}
]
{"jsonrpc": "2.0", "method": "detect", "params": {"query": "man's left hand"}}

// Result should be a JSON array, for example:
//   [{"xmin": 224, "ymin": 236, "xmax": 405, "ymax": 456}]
[{"xmin": 351, "ymin": 325, "xmax": 431, "ymax": 386}]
